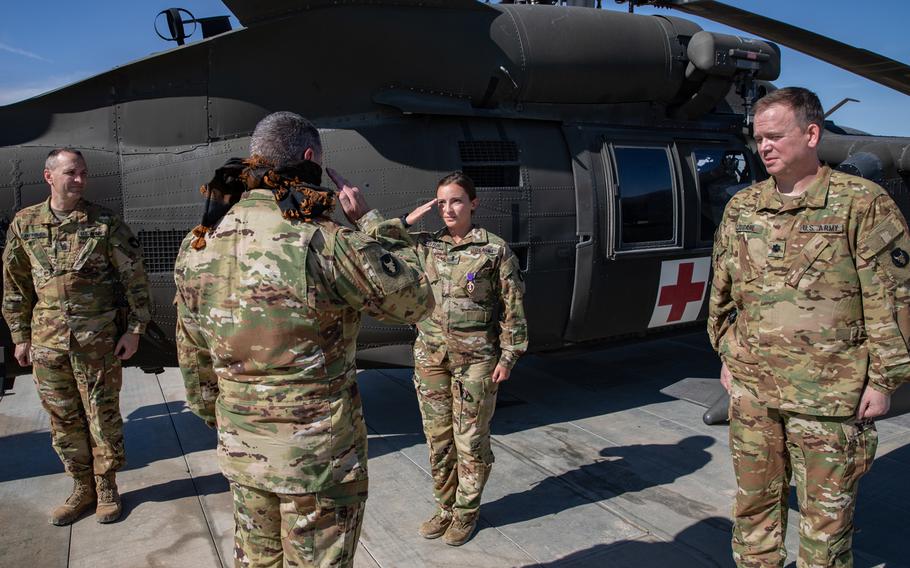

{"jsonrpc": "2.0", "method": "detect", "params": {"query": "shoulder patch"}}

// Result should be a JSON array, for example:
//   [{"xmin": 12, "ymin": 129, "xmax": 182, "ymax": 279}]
[
  {"xmin": 379, "ymin": 253, "xmax": 401, "ymax": 276},
  {"xmin": 891, "ymin": 248, "xmax": 909, "ymax": 268}
]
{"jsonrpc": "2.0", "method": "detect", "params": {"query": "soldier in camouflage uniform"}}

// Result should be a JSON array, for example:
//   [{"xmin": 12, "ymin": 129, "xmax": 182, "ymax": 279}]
[
  {"xmin": 708, "ymin": 88, "xmax": 910, "ymax": 568},
  {"xmin": 2, "ymin": 148, "xmax": 151, "ymax": 525},
  {"xmin": 356, "ymin": 171, "xmax": 528, "ymax": 546},
  {"xmin": 175, "ymin": 112, "xmax": 433, "ymax": 568}
]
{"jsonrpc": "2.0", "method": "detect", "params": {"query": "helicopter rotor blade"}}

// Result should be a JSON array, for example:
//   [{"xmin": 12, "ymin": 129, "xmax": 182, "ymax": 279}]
[{"xmin": 648, "ymin": 0, "xmax": 910, "ymax": 96}]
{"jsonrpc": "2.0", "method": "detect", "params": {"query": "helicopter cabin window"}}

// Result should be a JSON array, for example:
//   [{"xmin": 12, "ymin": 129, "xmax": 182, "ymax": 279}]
[
  {"xmin": 694, "ymin": 149, "xmax": 752, "ymax": 242},
  {"xmin": 613, "ymin": 146, "xmax": 676, "ymax": 248}
]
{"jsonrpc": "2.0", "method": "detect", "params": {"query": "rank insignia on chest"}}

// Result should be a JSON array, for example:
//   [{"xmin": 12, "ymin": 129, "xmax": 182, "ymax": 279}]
[
  {"xmin": 891, "ymin": 247, "xmax": 909, "ymax": 268},
  {"xmin": 768, "ymin": 241, "xmax": 785, "ymax": 258},
  {"xmin": 466, "ymin": 272, "xmax": 475, "ymax": 293}
]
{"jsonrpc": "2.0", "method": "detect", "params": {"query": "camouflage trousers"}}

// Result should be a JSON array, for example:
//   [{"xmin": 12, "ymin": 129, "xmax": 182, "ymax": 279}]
[
  {"xmin": 729, "ymin": 386, "xmax": 877, "ymax": 568},
  {"xmin": 231, "ymin": 479, "xmax": 367, "ymax": 568},
  {"xmin": 414, "ymin": 357, "xmax": 498, "ymax": 521},
  {"xmin": 31, "ymin": 340, "xmax": 124, "ymax": 477}
]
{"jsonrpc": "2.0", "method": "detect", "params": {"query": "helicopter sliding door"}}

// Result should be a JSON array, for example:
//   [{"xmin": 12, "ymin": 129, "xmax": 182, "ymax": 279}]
[{"xmin": 564, "ymin": 126, "xmax": 748, "ymax": 343}]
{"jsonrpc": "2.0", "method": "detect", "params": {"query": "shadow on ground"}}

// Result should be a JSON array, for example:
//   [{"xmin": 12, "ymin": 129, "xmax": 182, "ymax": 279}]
[
  {"xmin": 0, "ymin": 401, "xmax": 215, "ymax": 483},
  {"xmin": 518, "ymin": 517, "xmax": 735, "ymax": 568},
  {"xmin": 483, "ymin": 436, "xmax": 715, "ymax": 528}
]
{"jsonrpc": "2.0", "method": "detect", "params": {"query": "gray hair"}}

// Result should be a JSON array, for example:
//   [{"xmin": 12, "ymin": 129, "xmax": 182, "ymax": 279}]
[
  {"xmin": 45, "ymin": 148, "xmax": 85, "ymax": 170},
  {"xmin": 249, "ymin": 111, "xmax": 322, "ymax": 167}
]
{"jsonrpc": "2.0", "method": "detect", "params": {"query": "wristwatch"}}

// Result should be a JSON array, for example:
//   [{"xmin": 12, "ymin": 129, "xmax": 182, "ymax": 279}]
[{"xmin": 400, "ymin": 214, "xmax": 412, "ymax": 228}]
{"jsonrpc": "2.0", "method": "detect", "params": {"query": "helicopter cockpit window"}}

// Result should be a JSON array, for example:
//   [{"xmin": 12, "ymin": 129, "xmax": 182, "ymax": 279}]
[
  {"xmin": 613, "ymin": 146, "xmax": 676, "ymax": 247},
  {"xmin": 694, "ymin": 149, "xmax": 752, "ymax": 241}
]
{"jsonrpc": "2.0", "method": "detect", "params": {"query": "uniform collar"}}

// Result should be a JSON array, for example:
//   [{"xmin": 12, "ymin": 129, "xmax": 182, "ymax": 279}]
[
  {"xmin": 243, "ymin": 188, "xmax": 274, "ymax": 201},
  {"xmin": 438, "ymin": 225, "xmax": 488, "ymax": 247},
  {"xmin": 39, "ymin": 197, "xmax": 90, "ymax": 225},
  {"xmin": 756, "ymin": 165, "xmax": 831, "ymax": 213}
]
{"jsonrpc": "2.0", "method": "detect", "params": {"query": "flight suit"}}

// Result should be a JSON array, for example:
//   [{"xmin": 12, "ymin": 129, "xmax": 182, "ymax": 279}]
[
  {"xmin": 175, "ymin": 191, "xmax": 433, "ymax": 568},
  {"xmin": 358, "ymin": 210, "xmax": 528, "ymax": 522},
  {"xmin": 708, "ymin": 167, "xmax": 910, "ymax": 568},
  {"xmin": 2, "ymin": 198, "xmax": 150, "ymax": 477}
]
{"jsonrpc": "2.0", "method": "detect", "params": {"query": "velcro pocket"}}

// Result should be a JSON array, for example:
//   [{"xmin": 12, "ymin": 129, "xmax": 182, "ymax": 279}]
[
  {"xmin": 72, "ymin": 238, "xmax": 101, "ymax": 271},
  {"xmin": 352, "ymin": 238, "xmax": 415, "ymax": 295},
  {"xmin": 859, "ymin": 213, "xmax": 910, "ymax": 286},
  {"xmin": 858, "ymin": 213, "xmax": 903, "ymax": 260},
  {"xmin": 785, "ymin": 234, "xmax": 830, "ymax": 287}
]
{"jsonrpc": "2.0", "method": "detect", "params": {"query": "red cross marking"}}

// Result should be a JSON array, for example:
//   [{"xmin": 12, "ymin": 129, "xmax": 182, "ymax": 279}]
[{"xmin": 658, "ymin": 262, "xmax": 706, "ymax": 322}]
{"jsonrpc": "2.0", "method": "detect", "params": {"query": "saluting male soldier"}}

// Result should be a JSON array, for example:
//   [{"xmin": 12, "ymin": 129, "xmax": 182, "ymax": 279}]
[
  {"xmin": 709, "ymin": 87, "xmax": 910, "ymax": 568},
  {"xmin": 2, "ymin": 148, "xmax": 151, "ymax": 525},
  {"xmin": 174, "ymin": 111, "xmax": 434, "ymax": 568},
  {"xmin": 355, "ymin": 171, "xmax": 528, "ymax": 546}
]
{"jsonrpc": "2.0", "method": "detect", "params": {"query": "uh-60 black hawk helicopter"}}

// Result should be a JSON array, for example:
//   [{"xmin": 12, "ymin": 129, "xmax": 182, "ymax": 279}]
[{"xmin": 2, "ymin": 0, "xmax": 910, "ymax": 420}]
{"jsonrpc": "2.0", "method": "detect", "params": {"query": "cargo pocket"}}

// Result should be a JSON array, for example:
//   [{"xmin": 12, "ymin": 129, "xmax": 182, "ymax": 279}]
[{"xmin": 842, "ymin": 419, "xmax": 878, "ymax": 482}]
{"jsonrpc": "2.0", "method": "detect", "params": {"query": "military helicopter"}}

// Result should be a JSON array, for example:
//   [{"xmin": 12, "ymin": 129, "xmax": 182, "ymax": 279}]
[{"xmin": 2, "ymin": 0, "xmax": 910, "ymax": 419}]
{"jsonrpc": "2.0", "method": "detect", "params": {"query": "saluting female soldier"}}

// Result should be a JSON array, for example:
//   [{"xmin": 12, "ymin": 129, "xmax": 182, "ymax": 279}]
[{"xmin": 349, "ymin": 171, "xmax": 528, "ymax": 546}]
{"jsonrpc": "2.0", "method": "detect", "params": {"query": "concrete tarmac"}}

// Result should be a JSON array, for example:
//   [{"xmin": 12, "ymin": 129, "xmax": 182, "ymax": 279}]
[{"xmin": 1, "ymin": 332, "xmax": 908, "ymax": 567}]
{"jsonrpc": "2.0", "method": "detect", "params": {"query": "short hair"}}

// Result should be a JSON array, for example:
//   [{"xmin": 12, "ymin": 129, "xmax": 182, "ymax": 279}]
[
  {"xmin": 754, "ymin": 87, "xmax": 825, "ymax": 134},
  {"xmin": 249, "ymin": 111, "xmax": 322, "ymax": 168},
  {"xmin": 45, "ymin": 148, "xmax": 84, "ymax": 170},
  {"xmin": 436, "ymin": 171, "xmax": 477, "ymax": 201}
]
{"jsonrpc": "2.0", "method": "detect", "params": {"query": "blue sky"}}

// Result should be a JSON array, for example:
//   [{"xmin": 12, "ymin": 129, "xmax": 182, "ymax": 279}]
[{"xmin": 1, "ymin": 1, "xmax": 908, "ymax": 136}]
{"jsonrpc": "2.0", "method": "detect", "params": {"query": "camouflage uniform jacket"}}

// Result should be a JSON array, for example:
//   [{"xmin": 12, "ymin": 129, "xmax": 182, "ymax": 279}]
[
  {"xmin": 358, "ymin": 210, "xmax": 528, "ymax": 369},
  {"xmin": 2, "ymin": 198, "xmax": 151, "ymax": 350},
  {"xmin": 708, "ymin": 166, "xmax": 910, "ymax": 416},
  {"xmin": 174, "ymin": 190, "xmax": 434, "ymax": 494}
]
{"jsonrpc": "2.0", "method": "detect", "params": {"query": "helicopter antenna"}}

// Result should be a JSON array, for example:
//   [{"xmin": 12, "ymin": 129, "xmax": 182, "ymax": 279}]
[{"xmin": 824, "ymin": 97, "xmax": 860, "ymax": 118}]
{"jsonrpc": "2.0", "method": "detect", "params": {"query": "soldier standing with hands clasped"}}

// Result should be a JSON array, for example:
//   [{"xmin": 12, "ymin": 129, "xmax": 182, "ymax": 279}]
[
  {"xmin": 708, "ymin": 87, "xmax": 910, "ymax": 567},
  {"xmin": 174, "ymin": 112, "xmax": 433, "ymax": 568},
  {"xmin": 2, "ymin": 148, "xmax": 151, "ymax": 525},
  {"xmin": 354, "ymin": 171, "xmax": 528, "ymax": 546}
]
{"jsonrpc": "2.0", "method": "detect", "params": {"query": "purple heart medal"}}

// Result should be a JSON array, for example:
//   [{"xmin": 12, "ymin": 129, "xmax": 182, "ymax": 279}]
[{"xmin": 466, "ymin": 272, "xmax": 476, "ymax": 294}]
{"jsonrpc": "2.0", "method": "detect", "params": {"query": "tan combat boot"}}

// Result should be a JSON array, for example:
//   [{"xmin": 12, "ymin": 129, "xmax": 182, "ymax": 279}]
[
  {"xmin": 418, "ymin": 510, "xmax": 453, "ymax": 539},
  {"xmin": 50, "ymin": 475, "xmax": 96, "ymax": 526},
  {"xmin": 443, "ymin": 515, "xmax": 478, "ymax": 546},
  {"xmin": 95, "ymin": 473, "xmax": 122, "ymax": 523}
]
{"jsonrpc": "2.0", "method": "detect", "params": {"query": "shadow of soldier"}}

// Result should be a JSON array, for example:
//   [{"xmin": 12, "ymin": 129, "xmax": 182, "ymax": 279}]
[
  {"xmin": 518, "ymin": 517, "xmax": 735, "ymax": 568},
  {"xmin": 0, "ymin": 400, "xmax": 215, "ymax": 483},
  {"xmin": 118, "ymin": 472, "xmax": 229, "ymax": 520},
  {"xmin": 481, "ymin": 435, "xmax": 715, "ymax": 529}
]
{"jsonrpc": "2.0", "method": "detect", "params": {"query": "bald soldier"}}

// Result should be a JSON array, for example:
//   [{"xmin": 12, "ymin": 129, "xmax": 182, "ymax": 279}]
[
  {"xmin": 175, "ymin": 112, "xmax": 433, "ymax": 567},
  {"xmin": 709, "ymin": 87, "xmax": 910, "ymax": 567},
  {"xmin": 3, "ymin": 148, "xmax": 151, "ymax": 525}
]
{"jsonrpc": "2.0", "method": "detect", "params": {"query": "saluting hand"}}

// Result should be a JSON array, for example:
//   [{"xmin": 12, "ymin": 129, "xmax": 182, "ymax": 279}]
[
  {"xmin": 406, "ymin": 198, "xmax": 437, "ymax": 227},
  {"xmin": 328, "ymin": 168, "xmax": 370, "ymax": 224}
]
